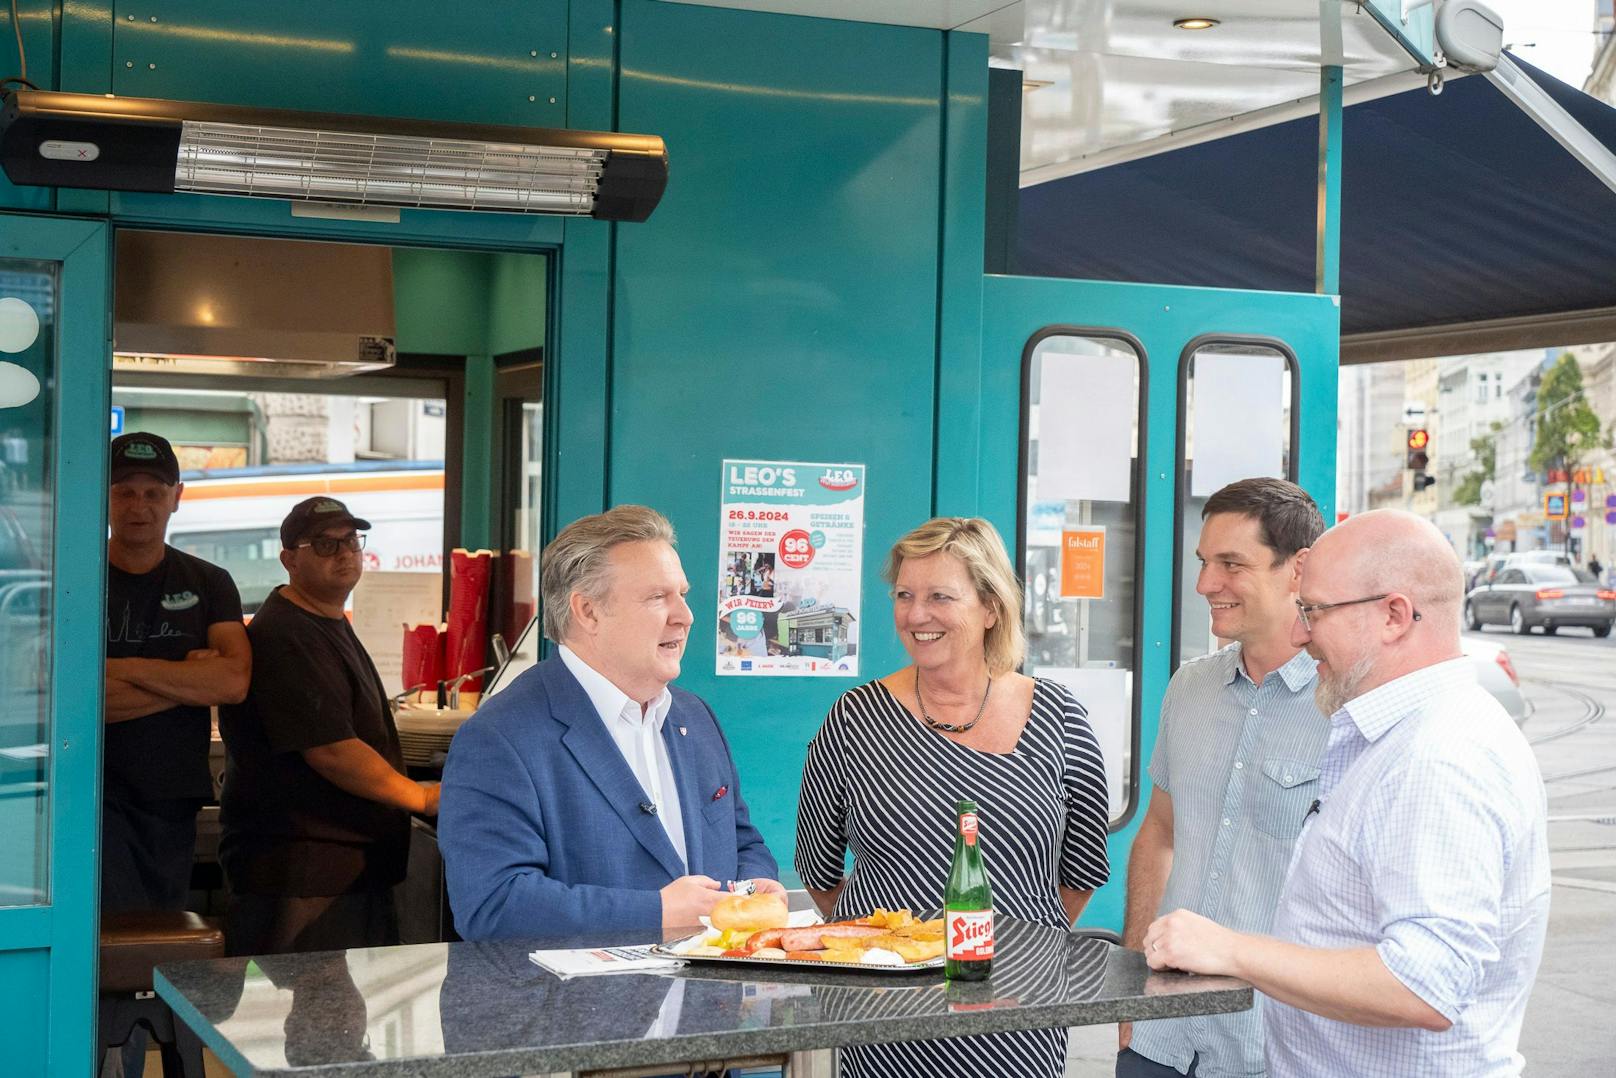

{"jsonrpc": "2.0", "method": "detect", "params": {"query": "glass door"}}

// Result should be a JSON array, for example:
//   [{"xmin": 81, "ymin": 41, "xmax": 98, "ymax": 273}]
[{"xmin": 0, "ymin": 214, "xmax": 110, "ymax": 1075}]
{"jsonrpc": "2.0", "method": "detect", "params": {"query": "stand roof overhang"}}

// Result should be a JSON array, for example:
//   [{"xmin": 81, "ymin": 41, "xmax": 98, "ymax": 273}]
[{"xmin": 1016, "ymin": 55, "xmax": 1616, "ymax": 363}]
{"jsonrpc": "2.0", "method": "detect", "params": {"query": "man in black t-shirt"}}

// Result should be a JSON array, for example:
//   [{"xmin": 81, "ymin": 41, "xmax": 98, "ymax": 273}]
[
  {"xmin": 219, "ymin": 495, "xmax": 439, "ymax": 956},
  {"xmin": 104, "ymin": 432, "xmax": 251, "ymax": 912}
]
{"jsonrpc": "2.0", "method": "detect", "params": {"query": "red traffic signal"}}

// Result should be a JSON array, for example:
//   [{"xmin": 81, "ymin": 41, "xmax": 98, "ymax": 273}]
[{"xmin": 1406, "ymin": 428, "xmax": 1431, "ymax": 473}]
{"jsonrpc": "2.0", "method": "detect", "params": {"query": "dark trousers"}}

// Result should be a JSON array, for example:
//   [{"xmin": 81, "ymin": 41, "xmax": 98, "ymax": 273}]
[
  {"xmin": 226, "ymin": 889, "xmax": 400, "ymax": 957},
  {"xmin": 1117, "ymin": 1047, "xmax": 1199, "ymax": 1078},
  {"xmin": 101, "ymin": 794, "xmax": 201, "ymax": 912}
]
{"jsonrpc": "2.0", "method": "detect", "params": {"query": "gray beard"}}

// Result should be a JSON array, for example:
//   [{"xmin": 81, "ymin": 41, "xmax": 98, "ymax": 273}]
[{"xmin": 1315, "ymin": 650, "xmax": 1376, "ymax": 716}]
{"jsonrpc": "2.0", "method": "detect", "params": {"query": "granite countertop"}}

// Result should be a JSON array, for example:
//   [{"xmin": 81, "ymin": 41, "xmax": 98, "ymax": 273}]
[{"xmin": 156, "ymin": 917, "xmax": 1250, "ymax": 1077}]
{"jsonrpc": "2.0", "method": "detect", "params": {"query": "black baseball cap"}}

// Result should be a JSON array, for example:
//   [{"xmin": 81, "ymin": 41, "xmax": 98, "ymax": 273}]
[
  {"xmin": 280, "ymin": 496, "xmax": 373, "ymax": 549},
  {"xmin": 109, "ymin": 432, "xmax": 180, "ymax": 486}
]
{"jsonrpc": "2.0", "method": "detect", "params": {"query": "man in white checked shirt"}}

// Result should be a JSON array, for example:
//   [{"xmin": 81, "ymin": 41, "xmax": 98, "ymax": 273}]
[{"xmin": 1145, "ymin": 510, "xmax": 1550, "ymax": 1078}]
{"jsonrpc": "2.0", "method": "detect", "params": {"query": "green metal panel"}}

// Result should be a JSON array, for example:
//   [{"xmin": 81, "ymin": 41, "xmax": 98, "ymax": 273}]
[
  {"xmin": 610, "ymin": 0, "xmax": 944, "ymax": 868},
  {"xmin": 0, "ymin": 949, "xmax": 49, "ymax": 1075},
  {"xmin": 933, "ymin": 31, "xmax": 989, "ymax": 517},
  {"xmin": 7, "ymin": 0, "xmax": 578, "ymax": 240},
  {"xmin": 978, "ymin": 273, "xmax": 1339, "ymax": 930},
  {"xmin": 461, "ymin": 353, "xmax": 496, "ymax": 550},
  {"xmin": 0, "ymin": 0, "xmax": 58, "ymax": 212},
  {"xmin": 393, "ymin": 248, "xmax": 493, "ymax": 356},
  {"xmin": 0, "ymin": 213, "xmax": 112, "ymax": 1075},
  {"xmin": 543, "ymin": 0, "xmax": 617, "ymax": 537},
  {"xmin": 487, "ymin": 253, "xmax": 548, "ymax": 357},
  {"xmin": 108, "ymin": 1, "xmax": 566, "ymax": 123}
]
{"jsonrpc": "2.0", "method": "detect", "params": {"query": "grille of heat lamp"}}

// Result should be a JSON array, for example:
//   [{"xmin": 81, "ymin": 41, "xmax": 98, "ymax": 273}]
[{"xmin": 175, "ymin": 120, "xmax": 608, "ymax": 213}]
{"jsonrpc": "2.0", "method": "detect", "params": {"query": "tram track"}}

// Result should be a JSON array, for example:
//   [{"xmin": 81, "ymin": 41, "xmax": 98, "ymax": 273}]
[{"xmin": 1522, "ymin": 680, "xmax": 1606, "ymax": 746}]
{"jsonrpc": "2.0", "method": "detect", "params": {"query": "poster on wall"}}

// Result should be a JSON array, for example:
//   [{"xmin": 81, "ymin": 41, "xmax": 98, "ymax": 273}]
[
  {"xmin": 716, "ymin": 458, "xmax": 865, "ymax": 677},
  {"xmin": 1059, "ymin": 527, "xmax": 1106, "ymax": 599}
]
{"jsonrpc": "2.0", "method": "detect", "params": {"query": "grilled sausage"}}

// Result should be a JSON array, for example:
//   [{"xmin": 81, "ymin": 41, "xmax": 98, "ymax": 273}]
[{"xmin": 778, "ymin": 924, "xmax": 887, "ymax": 951}]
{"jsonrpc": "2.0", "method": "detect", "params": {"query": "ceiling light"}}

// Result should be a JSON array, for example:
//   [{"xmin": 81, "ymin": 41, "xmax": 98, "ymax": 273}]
[
  {"xmin": 0, "ymin": 90, "xmax": 668, "ymax": 221},
  {"xmin": 1173, "ymin": 18, "xmax": 1220, "ymax": 30}
]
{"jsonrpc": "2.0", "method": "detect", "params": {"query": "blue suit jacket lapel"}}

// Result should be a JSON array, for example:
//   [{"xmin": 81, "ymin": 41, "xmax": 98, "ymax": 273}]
[
  {"xmin": 541, "ymin": 657, "xmax": 686, "ymax": 880},
  {"xmin": 663, "ymin": 697, "xmax": 707, "ymax": 875}
]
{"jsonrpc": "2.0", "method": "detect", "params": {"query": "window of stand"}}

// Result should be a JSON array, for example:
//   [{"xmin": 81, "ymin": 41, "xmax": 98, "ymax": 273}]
[
  {"xmin": 1019, "ymin": 329, "xmax": 1146, "ymax": 826},
  {"xmin": 1173, "ymin": 339, "xmax": 1299, "ymax": 667},
  {"xmin": 0, "ymin": 261, "xmax": 56, "ymax": 906}
]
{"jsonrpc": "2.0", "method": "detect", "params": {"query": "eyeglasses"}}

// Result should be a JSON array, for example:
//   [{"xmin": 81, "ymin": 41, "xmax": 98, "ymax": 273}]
[
  {"xmin": 296, "ymin": 533, "xmax": 367, "ymax": 557},
  {"xmin": 1294, "ymin": 593, "xmax": 1422, "ymax": 632}
]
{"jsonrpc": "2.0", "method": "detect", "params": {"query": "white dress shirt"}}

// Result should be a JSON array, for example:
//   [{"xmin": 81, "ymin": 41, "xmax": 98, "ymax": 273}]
[
  {"xmin": 557, "ymin": 644, "xmax": 687, "ymax": 870},
  {"xmin": 1267, "ymin": 657, "xmax": 1550, "ymax": 1077}
]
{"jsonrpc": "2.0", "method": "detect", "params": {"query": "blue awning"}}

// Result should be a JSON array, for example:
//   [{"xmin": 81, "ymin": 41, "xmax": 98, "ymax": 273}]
[{"xmin": 1015, "ymin": 56, "xmax": 1616, "ymax": 361}]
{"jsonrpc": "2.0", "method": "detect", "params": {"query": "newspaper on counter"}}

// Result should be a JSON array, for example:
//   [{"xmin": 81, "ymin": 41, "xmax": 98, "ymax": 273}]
[{"xmin": 527, "ymin": 944, "xmax": 684, "ymax": 978}]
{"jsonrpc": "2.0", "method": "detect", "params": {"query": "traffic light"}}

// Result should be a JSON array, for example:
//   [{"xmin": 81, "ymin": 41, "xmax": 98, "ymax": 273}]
[
  {"xmin": 1406, "ymin": 428, "xmax": 1435, "ymax": 490},
  {"xmin": 1406, "ymin": 428, "xmax": 1430, "ymax": 471}
]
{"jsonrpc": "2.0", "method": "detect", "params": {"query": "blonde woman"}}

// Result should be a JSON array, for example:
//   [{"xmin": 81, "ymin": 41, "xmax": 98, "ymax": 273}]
[{"xmin": 794, "ymin": 517, "xmax": 1110, "ymax": 1078}]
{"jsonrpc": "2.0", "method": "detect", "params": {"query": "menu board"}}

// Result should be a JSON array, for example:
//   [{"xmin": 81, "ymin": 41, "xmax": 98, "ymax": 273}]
[{"xmin": 716, "ymin": 459, "xmax": 865, "ymax": 677}]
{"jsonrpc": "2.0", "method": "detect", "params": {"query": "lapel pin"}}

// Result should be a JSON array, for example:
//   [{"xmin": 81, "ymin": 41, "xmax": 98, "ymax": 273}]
[
  {"xmin": 679, "ymin": 725, "xmax": 687, "ymax": 736},
  {"xmin": 712, "ymin": 785, "xmax": 728, "ymax": 801}
]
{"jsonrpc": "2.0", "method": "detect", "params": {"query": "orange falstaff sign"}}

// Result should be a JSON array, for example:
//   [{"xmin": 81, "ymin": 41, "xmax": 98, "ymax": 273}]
[{"xmin": 1059, "ymin": 527, "xmax": 1106, "ymax": 599}]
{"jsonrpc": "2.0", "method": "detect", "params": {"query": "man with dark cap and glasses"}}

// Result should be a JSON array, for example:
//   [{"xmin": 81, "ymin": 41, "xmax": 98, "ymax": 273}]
[
  {"xmin": 219, "ymin": 496, "xmax": 439, "ymax": 955},
  {"xmin": 103, "ymin": 431, "xmax": 250, "ymax": 914}
]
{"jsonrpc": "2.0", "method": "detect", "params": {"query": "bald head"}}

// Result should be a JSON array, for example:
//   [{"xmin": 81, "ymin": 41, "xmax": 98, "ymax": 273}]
[
  {"xmin": 1316, "ymin": 511, "xmax": 1463, "ymax": 630},
  {"xmin": 1297, "ymin": 511, "xmax": 1464, "ymax": 705}
]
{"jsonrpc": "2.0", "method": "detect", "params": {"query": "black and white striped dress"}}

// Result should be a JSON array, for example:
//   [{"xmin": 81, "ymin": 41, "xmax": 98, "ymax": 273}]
[{"xmin": 794, "ymin": 678, "xmax": 1111, "ymax": 1078}]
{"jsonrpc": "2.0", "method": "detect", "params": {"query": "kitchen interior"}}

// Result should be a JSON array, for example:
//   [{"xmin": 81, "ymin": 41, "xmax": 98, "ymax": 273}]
[{"xmin": 109, "ymin": 229, "xmax": 549, "ymax": 946}]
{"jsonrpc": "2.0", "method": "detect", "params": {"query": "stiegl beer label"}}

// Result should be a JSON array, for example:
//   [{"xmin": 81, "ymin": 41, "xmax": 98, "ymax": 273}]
[
  {"xmin": 946, "ymin": 908, "xmax": 995, "ymax": 961},
  {"xmin": 960, "ymin": 811, "xmax": 979, "ymax": 846}
]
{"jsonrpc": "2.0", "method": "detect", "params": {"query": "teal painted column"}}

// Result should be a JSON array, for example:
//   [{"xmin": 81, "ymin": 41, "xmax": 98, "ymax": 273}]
[
  {"xmin": 543, "ymin": 0, "xmax": 616, "ymax": 538},
  {"xmin": 933, "ymin": 30, "xmax": 989, "ymax": 517},
  {"xmin": 1315, "ymin": 64, "xmax": 1343, "ymax": 295},
  {"xmin": 461, "ymin": 353, "xmax": 495, "ymax": 550},
  {"xmin": 52, "ymin": 0, "xmax": 112, "ymax": 216}
]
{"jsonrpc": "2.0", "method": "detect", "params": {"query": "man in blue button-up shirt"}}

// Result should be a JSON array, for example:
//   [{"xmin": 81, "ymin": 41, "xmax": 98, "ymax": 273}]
[
  {"xmin": 1121, "ymin": 478, "xmax": 1327, "ymax": 1078},
  {"xmin": 1144, "ymin": 510, "xmax": 1549, "ymax": 1078}
]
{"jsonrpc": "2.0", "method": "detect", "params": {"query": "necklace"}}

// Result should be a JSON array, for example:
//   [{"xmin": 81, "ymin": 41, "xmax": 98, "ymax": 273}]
[{"xmin": 914, "ymin": 669, "xmax": 992, "ymax": 733}]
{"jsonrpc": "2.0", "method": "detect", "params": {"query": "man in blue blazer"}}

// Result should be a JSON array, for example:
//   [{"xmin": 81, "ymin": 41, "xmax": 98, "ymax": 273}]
[{"xmin": 440, "ymin": 505, "xmax": 781, "ymax": 943}]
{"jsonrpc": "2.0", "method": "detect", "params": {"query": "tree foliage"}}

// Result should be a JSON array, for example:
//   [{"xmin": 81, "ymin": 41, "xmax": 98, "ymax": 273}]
[
  {"xmin": 1529, "ymin": 353, "xmax": 1608, "ymax": 476},
  {"xmin": 1454, "ymin": 421, "xmax": 1500, "ymax": 507}
]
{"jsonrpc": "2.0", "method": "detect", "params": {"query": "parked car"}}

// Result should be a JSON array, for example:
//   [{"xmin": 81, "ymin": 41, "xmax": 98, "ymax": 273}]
[
  {"xmin": 1465, "ymin": 564, "xmax": 1616, "ymax": 637},
  {"xmin": 1462, "ymin": 635, "xmax": 1527, "ymax": 722}
]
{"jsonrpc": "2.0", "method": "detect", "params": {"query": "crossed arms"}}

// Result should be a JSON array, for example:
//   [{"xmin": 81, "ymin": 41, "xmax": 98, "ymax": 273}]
[{"xmin": 105, "ymin": 621, "xmax": 251, "ymax": 723}]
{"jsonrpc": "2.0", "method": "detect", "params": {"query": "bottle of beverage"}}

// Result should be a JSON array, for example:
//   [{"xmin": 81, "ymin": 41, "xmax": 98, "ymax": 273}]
[{"xmin": 945, "ymin": 798, "xmax": 994, "ymax": 981}]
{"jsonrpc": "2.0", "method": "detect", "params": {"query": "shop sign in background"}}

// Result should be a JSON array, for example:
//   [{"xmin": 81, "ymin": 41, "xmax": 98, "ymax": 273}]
[{"xmin": 717, "ymin": 459, "xmax": 865, "ymax": 677}]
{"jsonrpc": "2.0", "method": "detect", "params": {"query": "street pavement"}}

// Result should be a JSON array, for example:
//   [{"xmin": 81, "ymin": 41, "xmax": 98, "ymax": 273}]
[{"xmin": 1066, "ymin": 626, "xmax": 1616, "ymax": 1075}]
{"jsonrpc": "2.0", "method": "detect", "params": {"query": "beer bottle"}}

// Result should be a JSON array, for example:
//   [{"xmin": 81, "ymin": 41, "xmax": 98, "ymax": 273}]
[{"xmin": 945, "ymin": 798, "xmax": 994, "ymax": 981}]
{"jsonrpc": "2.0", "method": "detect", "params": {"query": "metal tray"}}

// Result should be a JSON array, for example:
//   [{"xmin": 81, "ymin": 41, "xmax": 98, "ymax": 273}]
[{"xmin": 651, "ymin": 933, "xmax": 944, "ymax": 974}]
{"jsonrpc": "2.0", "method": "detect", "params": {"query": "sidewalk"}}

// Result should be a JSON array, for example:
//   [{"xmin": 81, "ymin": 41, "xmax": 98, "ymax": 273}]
[{"xmin": 1063, "ymin": 874, "xmax": 1615, "ymax": 1074}]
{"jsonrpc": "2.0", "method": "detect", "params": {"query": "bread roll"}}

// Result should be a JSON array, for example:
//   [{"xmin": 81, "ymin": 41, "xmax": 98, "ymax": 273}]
[{"xmin": 710, "ymin": 892, "xmax": 789, "ymax": 933}]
